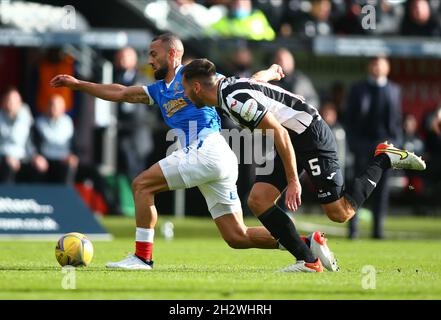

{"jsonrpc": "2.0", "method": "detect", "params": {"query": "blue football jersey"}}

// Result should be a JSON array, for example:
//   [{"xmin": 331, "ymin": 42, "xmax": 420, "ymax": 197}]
[{"xmin": 143, "ymin": 65, "xmax": 221, "ymax": 147}]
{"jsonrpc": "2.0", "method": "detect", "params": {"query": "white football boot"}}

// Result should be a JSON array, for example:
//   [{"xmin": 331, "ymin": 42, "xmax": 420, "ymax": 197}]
[
  {"xmin": 375, "ymin": 141, "xmax": 426, "ymax": 171},
  {"xmin": 279, "ymin": 258, "xmax": 324, "ymax": 273},
  {"xmin": 106, "ymin": 254, "xmax": 153, "ymax": 270},
  {"xmin": 307, "ymin": 232, "xmax": 340, "ymax": 272}
]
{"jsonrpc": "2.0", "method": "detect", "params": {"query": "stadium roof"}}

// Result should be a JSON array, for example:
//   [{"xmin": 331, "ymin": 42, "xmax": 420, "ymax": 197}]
[
  {"xmin": 0, "ymin": 1, "xmax": 152, "ymax": 49},
  {"xmin": 0, "ymin": 28, "xmax": 152, "ymax": 50},
  {"xmin": 0, "ymin": 1, "xmax": 89, "ymax": 32}
]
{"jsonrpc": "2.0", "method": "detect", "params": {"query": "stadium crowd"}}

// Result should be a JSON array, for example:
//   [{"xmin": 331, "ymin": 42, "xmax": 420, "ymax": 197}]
[{"xmin": 171, "ymin": 0, "xmax": 441, "ymax": 39}]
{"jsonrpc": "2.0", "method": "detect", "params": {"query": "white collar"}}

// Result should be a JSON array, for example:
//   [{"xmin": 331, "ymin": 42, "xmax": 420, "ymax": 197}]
[{"xmin": 165, "ymin": 65, "xmax": 183, "ymax": 88}]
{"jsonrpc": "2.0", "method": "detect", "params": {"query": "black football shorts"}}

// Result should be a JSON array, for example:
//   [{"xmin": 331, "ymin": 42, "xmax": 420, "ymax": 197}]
[{"xmin": 255, "ymin": 118, "xmax": 344, "ymax": 204}]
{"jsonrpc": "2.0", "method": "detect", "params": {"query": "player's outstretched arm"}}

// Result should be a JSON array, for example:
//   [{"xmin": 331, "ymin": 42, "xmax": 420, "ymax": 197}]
[
  {"xmin": 50, "ymin": 75, "xmax": 150, "ymax": 104},
  {"xmin": 257, "ymin": 112, "xmax": 301, "ymax": 212},
  {"xmin": 251, "ymin": 64, "xmax": 285, "ymax": 83}
]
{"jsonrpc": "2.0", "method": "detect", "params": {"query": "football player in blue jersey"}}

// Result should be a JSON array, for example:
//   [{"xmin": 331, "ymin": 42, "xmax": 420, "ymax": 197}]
[{"xmin": 50, "ymin": 34, "xmax": 333, "ymax": 271}]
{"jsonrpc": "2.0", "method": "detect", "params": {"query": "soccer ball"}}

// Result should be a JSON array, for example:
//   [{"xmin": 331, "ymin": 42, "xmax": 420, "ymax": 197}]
[{"xmin": 55, "ymin": 232, "xmax": 94, "ymax": 267}]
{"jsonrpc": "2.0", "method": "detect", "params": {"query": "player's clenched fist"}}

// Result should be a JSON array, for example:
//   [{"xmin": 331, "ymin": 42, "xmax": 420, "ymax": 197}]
[
  {"xmin": 50, "ymin": 75, "xmax": 80, "ymax": 89},
  {"xmin": 269, "ymin": 64, "xmax": 285, "ymax": 81}
]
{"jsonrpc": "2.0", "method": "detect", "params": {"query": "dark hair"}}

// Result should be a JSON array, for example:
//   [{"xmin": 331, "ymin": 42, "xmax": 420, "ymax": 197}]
[
  {"xmin": 1, "ymin": 86, "xmax": 20, "ymax": 99},
  {"xmin": 368, "ymin": 55, "xmax": 389, "ymax": 64},
  {"xmin": 152, "ymin": 33, "xmax": 184, "ymax": 52},
  {"xmin": 182, "ymin": 58, "xmax": 217, "ymax": 85}
]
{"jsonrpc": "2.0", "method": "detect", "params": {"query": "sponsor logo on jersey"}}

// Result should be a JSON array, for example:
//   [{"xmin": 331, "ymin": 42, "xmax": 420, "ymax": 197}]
[
  {"xmin": 240, "ymin": 99, "xmax": 258, "ymax": 122},
  {"xmin": 163, "ymin": 98, "xmax": 188, "ymax": 117}
]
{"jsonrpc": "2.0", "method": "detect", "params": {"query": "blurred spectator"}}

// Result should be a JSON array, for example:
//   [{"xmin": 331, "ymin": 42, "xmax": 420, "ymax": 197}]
[
  {"xmin": 0, "ymin": 88, "xmax": 33, "ymax": 183},
  {"xmin": 403, "ymin": 114, "xmax": 425, "ymax": 156},
  {"xmin": 402, "ymin": 113, "xmax": 425, "ymax": 195},
  {"xmin": 35, "ymin": 48, "xmax": 75, "ymax": 115},
  {"xmin": 174, "ymin": 0, "xmax": 227, "ymax": 28},
  {"xmin": 333, "ymin": 0, "xmax": 404, "ymax": 36},
  {"xmin": 374, "ymin": 0, "xmax": 405, "ymax": 35},
  {"xmin": 144, "ymin": 0, "xmax": 226, "ymax": 31},
  {"xmin": 329, "ymin": 81, "xmax": 346, "ymax": 119},
  {"xmin": 220, "ymin": 45, "xmax": 256, "ymax": 213},
  {"xmin": 282, "ymin": 0, "xmax": 333, "ymax": 37},
  {"xmin": 400, "ymin": 0, "xmax": 441, "ymax": 36},
  {"xmin": 333, "ymin": 0, "xmax": 367, "ymax": 35},
  {"xmin": 254, "ymin": 0, "xmax": 286, "ymax": 34},
  {"xmin": 208, "ymin": 0, "xmax": 276, "ymax": 40},
  {"xmin": 114, "ymin": 47, "xmax": 155, "ymax": 180},
  {"xmin": 230, "ymin": 46, "xmax": 254, "ymax": 78},
  {"xmin": 423, "ymin": 106, "xmax": 441, "ymax": 196},
  {"xmin": 271, "ymin": 48, "xmax": 320, "ymax": 108},
  {"xmin": 345, "ymin": 56, "xmax": 402, "ymax": 239},
  {"xmin": 32, "ymin": 94, "xmax": 78, "ymax": 184},
  {"xmin": 320, "ymin": 101, "xmax": 347, "ymax": 173},
  {"xmin": 321, "ymin": 101, "xmax": 339, "ymax": 127}
]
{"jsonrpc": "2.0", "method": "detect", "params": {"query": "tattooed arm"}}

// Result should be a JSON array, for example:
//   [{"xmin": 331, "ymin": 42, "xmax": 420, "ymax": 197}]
[{"xmin": 50, "ymin": 74, "xmax": 151, "ymax": 104}]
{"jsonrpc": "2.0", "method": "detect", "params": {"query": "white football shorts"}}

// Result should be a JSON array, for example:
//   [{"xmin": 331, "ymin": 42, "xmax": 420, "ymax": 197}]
[{"xmin": 159, "ymin": 131, "xmax": 242, "ymax": 219}]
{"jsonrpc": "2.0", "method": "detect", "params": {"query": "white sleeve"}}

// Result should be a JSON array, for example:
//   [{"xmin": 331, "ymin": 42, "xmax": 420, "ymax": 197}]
[{"xmin": 142, "ymin": 86, "xmax": 154, "ymax": 106}]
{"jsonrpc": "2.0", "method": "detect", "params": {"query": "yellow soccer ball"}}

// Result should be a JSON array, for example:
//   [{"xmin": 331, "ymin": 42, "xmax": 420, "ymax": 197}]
[{"xmin": 55, "ymin": 232, "xmax": 94, "ymax": 267}]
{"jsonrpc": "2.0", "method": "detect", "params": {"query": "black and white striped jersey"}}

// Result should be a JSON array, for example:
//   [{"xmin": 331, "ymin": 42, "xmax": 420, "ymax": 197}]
[{"xmin": 217, "ymin": 77, "xmax": 320, "ymax": 134}]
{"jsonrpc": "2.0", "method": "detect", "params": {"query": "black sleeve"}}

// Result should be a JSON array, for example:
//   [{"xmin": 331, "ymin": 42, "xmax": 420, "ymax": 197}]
[{"xmin": 225, "ymin": 92, "xmax": 268, "ymax": 130}]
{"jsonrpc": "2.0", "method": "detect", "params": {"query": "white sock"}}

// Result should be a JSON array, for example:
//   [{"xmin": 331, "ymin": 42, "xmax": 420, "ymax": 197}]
[{"xmin": 136, "ymin": 227, "xmax": 154, "ymax": 243}]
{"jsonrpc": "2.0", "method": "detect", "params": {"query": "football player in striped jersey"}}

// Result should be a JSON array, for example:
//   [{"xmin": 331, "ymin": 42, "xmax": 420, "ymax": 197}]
[{"xmin": 182, "ymin": 58, "xmax": 426, "ymax": 272}]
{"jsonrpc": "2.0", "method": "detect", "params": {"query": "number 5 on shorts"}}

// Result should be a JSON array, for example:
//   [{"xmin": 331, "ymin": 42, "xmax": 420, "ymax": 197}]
[{"xmin": 308, "ymin": 158, "xmax": 321, "ymax": 176}]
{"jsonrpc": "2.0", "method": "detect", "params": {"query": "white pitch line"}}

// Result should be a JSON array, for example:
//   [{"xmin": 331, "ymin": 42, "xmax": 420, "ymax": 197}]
[
  {"xmin": 296, "ymin": 221, "xmax": 347, "ymax": 236},
  {"xmin": 295, "ymin": 221, "xmax": 427, "ymax": 238}
]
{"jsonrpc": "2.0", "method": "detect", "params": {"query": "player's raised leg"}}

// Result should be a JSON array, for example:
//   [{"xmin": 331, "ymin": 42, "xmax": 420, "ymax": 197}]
[
  {"xmin": 106, "ymin": 162, "xmax": 169, "ymax": 270},
  {"xmin": 322, "ymin": 141, "xmax": 426, "ymax": 224}
]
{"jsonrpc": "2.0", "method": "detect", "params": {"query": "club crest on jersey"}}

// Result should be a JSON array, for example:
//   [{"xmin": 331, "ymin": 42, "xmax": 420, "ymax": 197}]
[{"xmin": 173, "ymin": 81, "xmax": 181, "ymax": 92}]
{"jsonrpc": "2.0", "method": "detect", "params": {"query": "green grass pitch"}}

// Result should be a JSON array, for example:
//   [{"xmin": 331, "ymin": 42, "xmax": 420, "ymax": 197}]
[{"xmin": 1, "ymin": 214, "xmax": 441, "ymax": 300}]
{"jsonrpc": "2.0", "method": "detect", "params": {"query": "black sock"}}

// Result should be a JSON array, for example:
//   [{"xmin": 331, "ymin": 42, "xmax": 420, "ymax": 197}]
[
  {"xmin": 258, "ymin": 205, "xmax": 315, "ymax": 263},
  {"xmin": 135, "ymin": 255, "xmax": 154, "ymax": 266},
  {"xmin": 345, "ymin": 154, "xmax": 390, "ymax": 211}
]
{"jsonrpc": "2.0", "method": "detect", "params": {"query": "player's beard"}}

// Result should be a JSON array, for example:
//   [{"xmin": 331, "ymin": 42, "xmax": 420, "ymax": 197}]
[{"xmin": 154, "ymin": 65, "xmax": 169, "ymax": 80}]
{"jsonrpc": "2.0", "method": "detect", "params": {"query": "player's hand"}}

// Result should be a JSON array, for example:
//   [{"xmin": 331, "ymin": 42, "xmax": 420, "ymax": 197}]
[
  {"xmin": 6, "ymin": 156, "xmax": 21, "ymax": 172},
  {"xmin": 285, "ymin": 179, "xmax": 302, "ymax": 212},
  {"xmin": 269, "ymin": 64, "xmax": 285, "ymax": 81},
  {"xmin": 64, "ymin": 154, "xmax": 79, "ymax": 168},
  {"xmin": 50, "ymin": 75, "xmax": 80, "ymax": 89},
  {"xmin": 32, "ymin": 155, "xmax": 49, "ymax": 173}
]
